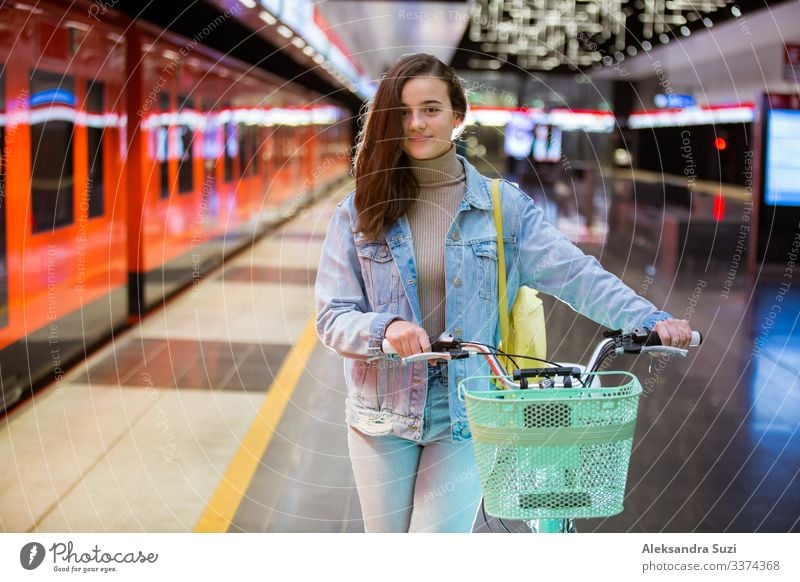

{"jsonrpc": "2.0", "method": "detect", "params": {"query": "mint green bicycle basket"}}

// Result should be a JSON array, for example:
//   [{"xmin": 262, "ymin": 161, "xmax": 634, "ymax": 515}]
[{"xmin": 459, "ymin": 372, "xmax": 642, "ymax": 521}]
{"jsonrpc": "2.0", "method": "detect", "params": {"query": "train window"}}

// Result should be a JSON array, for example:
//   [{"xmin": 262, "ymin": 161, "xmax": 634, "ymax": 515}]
[
  {"xmin": 86, "ymin": 80, "xmax": 104, "ymax": 218},
  {"xmin": 224, "ymin": 118, "xmax": 235, "ymax": 182},
  {"xmin": 158, "ymin": 92, "xmax": 170, "ymax": 199},
  {"xmin": 275, "ymin": 126, "xmax": 288, "ymax": 169},
  {"xmin": 0, "ymin": 66, "xmax": 7, "ymax": 327},
  {"xmin": 237, "ymin": 124, "xmax": 246, "ymax": 178},
  {"xmin": 250, "ymin": 126, "xmax": 259, "ymax": 177},
  {"xmin": 30, "ymin": 69, "xmax": 76, "ymax": 233},
  {"xmin": 177, "ymin": 94, "xmax": 194, "ymax": 194},
  {"xmin": 238, "ymin": 124, "xmax": 255, "ymax": 179},
  {"xmin": 202, "ymin": 103, "xmax": 221, "ymax": 163}
]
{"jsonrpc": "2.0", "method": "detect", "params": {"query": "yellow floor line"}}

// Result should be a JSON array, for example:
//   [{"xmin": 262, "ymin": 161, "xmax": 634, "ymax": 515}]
[{"xmin": 194, "ymin": 314, "xmax": 318, "ymax": 532}]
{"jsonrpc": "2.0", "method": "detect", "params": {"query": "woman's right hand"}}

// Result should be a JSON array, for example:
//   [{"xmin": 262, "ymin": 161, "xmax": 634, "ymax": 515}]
[{"xmin": 384, "ymin": 320, "xmax": 430, "ymax": 358}]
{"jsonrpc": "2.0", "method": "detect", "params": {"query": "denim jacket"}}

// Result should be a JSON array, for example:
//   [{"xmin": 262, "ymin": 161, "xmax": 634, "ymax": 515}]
[{"xmin": 315, "ymin": 155, "xmax": 670, "ymax": 443}]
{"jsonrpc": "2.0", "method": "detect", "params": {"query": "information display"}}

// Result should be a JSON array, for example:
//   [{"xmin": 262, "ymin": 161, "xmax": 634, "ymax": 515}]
[
  {"xmin": 764, "ymin": 108, "xmax": 800, "ymax": 206},
  {"xmin": 532, "ymin": 125, "xmax": 562, "ymax": 162}
]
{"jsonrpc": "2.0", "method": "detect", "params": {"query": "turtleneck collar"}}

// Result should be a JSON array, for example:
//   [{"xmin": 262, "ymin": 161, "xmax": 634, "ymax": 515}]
[{"xmin": 407, "ymin": 144, "xmax": 464, "ymax": 188}]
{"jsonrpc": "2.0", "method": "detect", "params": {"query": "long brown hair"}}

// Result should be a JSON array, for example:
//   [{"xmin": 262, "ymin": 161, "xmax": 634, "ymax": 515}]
[{"xmin": 353, "ymin": 54, "xmax": 467, "ymax": 240}]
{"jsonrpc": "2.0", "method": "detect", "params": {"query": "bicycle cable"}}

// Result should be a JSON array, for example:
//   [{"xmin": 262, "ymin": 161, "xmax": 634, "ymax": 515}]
[
  {"xmin": 464, "ymin": 341, "xmax": 589, "ymax": 387},
  {"xmin": 462, "ymin": 340, "xmax": 562, "ymax": 368},
  {"xmin": 587, "ymin": 343, "xmax": 617, "ymax": 374}
]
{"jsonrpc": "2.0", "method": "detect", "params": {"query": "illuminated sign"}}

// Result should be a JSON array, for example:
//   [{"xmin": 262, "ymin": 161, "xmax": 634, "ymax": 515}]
[
  {"xmin": 653, "ymin": 93, "xmax": 696, "ymax": 109},
  {"xmin": 30, "ymin": 88, "xmax": 76, "ymax": 108},
  {"xmin": 628, "ymin": 104, "xmax": 755, "ymax": 128},
  {"xmin": 504, "ymin": 112, "xmax": 534, "ymax": 158},
  {"xmin": 466, "ymin": 107, "xmax": 613, "ymax": 132},
  {"xmin": 548, "ymin": 109, "xmax": 615, "ymax": 132}
]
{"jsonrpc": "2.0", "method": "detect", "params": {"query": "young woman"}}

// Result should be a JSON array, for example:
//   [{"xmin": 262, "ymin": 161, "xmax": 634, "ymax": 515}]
[{"xmin": 315, "ymin": 53, "xmax": 692, "ymax": 533}]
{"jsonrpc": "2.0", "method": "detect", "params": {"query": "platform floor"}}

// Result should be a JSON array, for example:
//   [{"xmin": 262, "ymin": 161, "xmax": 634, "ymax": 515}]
[{"xmin": 1, "ymin": 178, "xmax": 798, "ymax": 533}]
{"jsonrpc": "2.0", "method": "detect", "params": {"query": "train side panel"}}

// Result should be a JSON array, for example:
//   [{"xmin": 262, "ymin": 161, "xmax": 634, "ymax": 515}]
[{"xmin": 0, "ymin": 5, "xmax": 128, "ymax": 409}]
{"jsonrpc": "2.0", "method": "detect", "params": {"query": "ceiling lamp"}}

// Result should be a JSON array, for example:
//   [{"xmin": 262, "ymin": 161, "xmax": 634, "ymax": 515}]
[
  {"xmin": 469, "ymin": 0, "xmax": 619, "ymax": 70},
  {"xmin": 639, "ymin": 0, "xmax": 727, "ymax": 38},
  {"xmin": 468, "ymin": 0, "xmax": 729, "ymax": 70}
]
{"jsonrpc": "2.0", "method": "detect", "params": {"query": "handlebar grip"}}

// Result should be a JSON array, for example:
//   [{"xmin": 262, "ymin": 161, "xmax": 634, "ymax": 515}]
[
  {"xmin": 383, "ymin": 334, "xmax": 452, "ymax": 355},
  {"xmin": 643, "ymin": 330, "xmax": 703, "ymax": 347},
  {"xmin": 381, "ymin": 338, "xmax": 396, "ymax": 354}
]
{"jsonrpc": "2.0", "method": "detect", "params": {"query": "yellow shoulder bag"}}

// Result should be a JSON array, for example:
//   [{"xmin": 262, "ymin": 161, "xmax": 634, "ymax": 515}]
[{"xmin": 490, "ymin": 179, "xmax": 547, "ymax": 376}]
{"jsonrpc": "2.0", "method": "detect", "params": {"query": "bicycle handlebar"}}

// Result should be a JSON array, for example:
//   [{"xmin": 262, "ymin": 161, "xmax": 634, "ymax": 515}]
[{"xmin": 380, "ymin": 327, "xmax": 702, "ymax": 390}]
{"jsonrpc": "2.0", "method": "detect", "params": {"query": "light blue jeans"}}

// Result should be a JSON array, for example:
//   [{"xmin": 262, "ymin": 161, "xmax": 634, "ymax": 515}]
[{"xmin": 347, "ymin": 363, "xmax": 483, "ymax": 532}]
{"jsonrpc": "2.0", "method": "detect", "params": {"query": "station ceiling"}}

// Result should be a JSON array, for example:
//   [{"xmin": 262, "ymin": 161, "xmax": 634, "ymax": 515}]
[
  {"xmin": 113, "ymin": 0, "xmax": 789, "ymax": 106},
  {"xmin": 319, "ymin": 0, "xmax": 788, "ymax": 76}
]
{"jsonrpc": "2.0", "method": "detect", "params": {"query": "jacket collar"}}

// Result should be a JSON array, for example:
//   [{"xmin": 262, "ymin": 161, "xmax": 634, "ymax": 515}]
[
  {"xmin": 352, "ymin": 154, "xmax": 493, "ymax": 241},
  {"xmin": 457, "ymin": 154, "xmax": 493, "ymax": 211}
]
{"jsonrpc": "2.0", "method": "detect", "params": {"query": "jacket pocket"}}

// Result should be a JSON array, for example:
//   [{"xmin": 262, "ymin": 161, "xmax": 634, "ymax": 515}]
[
  {"xmin": 355, "ymin": 242, "xmax": 400, "ymax": 308},
  {"xmin": 348, "ymin": 404, "xmax": 394, "ymax": 437},
  {"xmin": 471, "ymin": 239, "xmax": 497, "ymax": 301},
  {"xmin": 348, "ymin": 359, "xmax": 397, "ymax": 413}
]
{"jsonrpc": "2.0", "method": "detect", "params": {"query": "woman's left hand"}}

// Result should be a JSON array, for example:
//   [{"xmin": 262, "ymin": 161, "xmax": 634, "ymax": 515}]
[{"xmin": 652, "ymin": 318, "xmax": 693, "ymax": 348}]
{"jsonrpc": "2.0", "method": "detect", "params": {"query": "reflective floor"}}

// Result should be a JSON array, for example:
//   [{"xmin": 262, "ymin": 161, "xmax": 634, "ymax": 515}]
[{"xmin": 540, "ymin": 255, "xmax": 800, "ymax": 532}]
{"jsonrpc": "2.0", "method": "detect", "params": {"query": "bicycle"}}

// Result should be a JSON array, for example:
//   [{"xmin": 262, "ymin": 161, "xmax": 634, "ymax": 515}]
[{"xmin": 382, "ymin": 327, "xmax": 702, "ymax": 533}]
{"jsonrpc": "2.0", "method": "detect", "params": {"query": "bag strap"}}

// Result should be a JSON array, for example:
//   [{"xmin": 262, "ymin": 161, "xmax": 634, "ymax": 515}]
[{"xmin": 490, "ymin": 179, "xmax": 509, "ymax": 345}]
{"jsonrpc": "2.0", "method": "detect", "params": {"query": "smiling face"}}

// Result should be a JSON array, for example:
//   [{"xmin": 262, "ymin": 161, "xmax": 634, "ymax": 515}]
[{"xmin": 400, "ymin": 76, "xmax": 463, "ymax": 160}]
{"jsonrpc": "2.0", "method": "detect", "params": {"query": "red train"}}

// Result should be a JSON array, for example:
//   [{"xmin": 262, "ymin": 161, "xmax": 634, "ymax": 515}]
[{"xmin": 0, "ymin": 1, "xmax": 352, "ymax": 411}]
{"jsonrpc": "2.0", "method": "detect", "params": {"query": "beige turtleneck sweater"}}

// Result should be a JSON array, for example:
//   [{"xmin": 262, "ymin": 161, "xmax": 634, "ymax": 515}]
[{"xmin": 406, "ymin": 145, "xmax": 467, "ymax": 338}]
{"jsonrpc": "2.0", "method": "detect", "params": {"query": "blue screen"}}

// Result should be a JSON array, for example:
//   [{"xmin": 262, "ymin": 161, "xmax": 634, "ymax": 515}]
[{"xmin": 765, "ymin": 109, "xmax": 800, "ymax": 206}]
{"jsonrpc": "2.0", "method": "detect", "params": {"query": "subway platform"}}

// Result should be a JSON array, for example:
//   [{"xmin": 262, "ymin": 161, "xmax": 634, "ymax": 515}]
[{"xmin": 1, "ymin": 179, "xmax": 798, "ymax": 534}]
